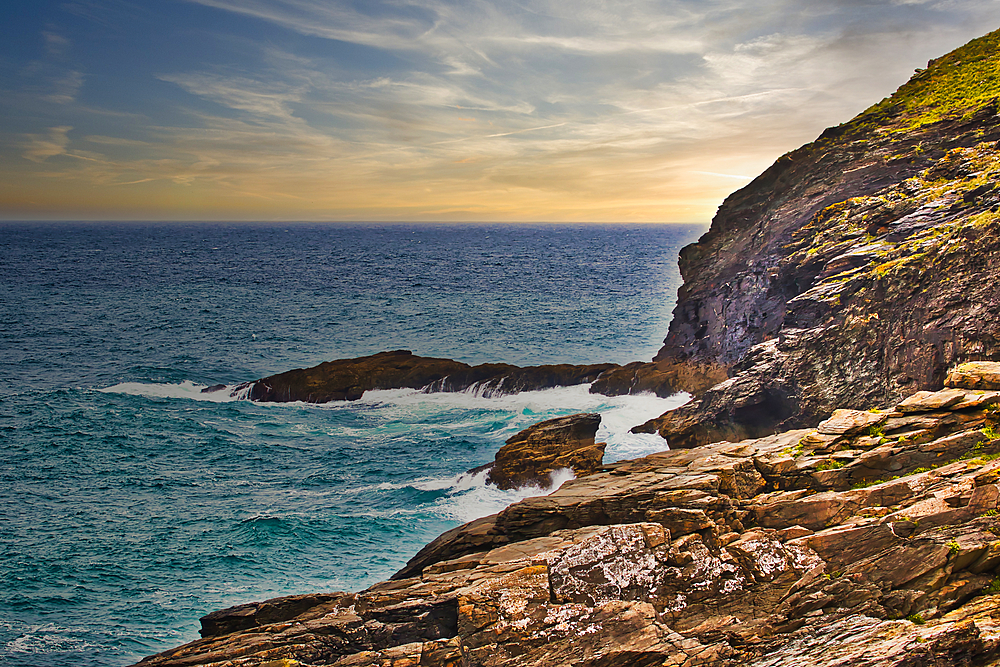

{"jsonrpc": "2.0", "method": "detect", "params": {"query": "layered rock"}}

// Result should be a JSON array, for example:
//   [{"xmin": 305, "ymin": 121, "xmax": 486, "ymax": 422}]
[
  {"xmin": 477, "ymin": 413, "xmax": 605, "ymax": 491},
  {"xmin": 639, "ymin": 28, "xmax": 1000, "ymax": 447},
  {"xmin": 137, "ymin": 374, "xmax": 1000, "ymax": 667},
  {"xmin": 237, "ymin": 350, "xmax": 618, "ymax": 403}
]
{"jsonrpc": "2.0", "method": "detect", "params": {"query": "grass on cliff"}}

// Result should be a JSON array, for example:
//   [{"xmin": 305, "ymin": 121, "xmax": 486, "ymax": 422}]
[{"xmin": 847, "ymin": 28, "xmax": 1000, "ymax": 134}]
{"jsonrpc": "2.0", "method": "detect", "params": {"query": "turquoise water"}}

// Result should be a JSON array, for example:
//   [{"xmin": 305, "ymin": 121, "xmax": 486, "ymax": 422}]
[{"xmin": 0, "ymin": 222, "xmax": 704, "ymax": 666}]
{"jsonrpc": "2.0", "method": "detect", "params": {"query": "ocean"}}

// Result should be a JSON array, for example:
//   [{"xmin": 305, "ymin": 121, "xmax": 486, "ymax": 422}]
[{"xmin": 0, "ymin": 222, "xmax": 705, "ymax": 666}]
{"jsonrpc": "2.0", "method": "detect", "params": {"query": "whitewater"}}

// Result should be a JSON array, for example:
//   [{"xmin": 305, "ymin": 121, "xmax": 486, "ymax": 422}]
[{"xmin": 0, "ymin": 222, "xmax": 704, "ymax": 666}]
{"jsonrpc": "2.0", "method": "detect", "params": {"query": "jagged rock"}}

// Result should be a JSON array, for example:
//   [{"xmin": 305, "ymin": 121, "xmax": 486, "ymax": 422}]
[
  {"xmin": 637, "ymin": 29, "xmax": 1000, "ymax": 448},
  {"xmin": 480, "ymin": 413, "xmax": 605, "ymax": 491},
  {"xmin": 947, "ymin": 362, "xmax": 1000, "ymax": 390},
  {"xmin": 588, "ymin": 359, "xmax": 724, "ymax": 398},
  {"xmin": 237, "ymin": 350, "xmax": 619, "ymax": 402},
  {"xmin": 200, "ymin": 593, "xmax": 346, "ymax": 637}
]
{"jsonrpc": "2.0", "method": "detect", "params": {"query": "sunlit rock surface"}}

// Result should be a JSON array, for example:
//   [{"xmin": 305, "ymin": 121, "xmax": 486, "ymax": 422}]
[
  {"xmin": 638, "ymin": 28, "xmax": 1000, "ymax": 447},
  {"xmin": 478, "ymin": 413, "xmax": 605, "ymax": 491},
  {"xmin": 136, "ymin": 378, "xmax": 1000, "ymax": 666}
]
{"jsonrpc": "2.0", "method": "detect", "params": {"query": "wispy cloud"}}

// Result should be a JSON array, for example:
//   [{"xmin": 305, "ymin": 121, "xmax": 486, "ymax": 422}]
[
  {"xmin": 23, "ymin": 126, "xmax": 73, "ymax": 162},
  {"xmin": 4, "ymin": 0, "xmax": 1000, "ymax": 219},
  {"xmin": 46, "ymin": 70, "xmax": 85, "ymax": 104}
]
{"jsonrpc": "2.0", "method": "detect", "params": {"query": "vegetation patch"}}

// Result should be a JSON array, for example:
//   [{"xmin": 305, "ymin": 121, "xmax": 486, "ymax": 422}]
[{"xmin": 853, "ymin": 28, "xmax": 1000, "ymax": 133}]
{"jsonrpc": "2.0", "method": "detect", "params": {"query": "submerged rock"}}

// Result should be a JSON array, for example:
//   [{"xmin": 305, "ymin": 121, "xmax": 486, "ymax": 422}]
[{"xmin": 479, "ymin": 413, "xmax": 605, "ymax": 491}]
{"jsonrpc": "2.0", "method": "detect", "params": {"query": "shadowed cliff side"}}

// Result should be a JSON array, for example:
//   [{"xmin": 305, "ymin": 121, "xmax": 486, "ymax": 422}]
[{"xmin": 639, "ymin": 28, "xmax": 1000, "ymax": 447}]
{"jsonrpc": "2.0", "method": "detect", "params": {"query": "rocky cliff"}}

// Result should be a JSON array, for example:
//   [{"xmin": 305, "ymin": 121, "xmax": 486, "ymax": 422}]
[
  {"xmin": 634, "ymin": 28, "xmax": 1000, "ymax": 446},
  {"xmin": 135, "ymin": 30, "xmax": 1000, "ymax": 667},
  {"xmin": 137, "ymin": 365, "xmax": 1000, "ymax": 666}
]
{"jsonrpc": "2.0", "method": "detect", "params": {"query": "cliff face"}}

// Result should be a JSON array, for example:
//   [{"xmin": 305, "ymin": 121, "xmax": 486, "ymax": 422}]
[{"xmin": 639, "ymin": 28, "xmax": 1000, "ymax": 447}]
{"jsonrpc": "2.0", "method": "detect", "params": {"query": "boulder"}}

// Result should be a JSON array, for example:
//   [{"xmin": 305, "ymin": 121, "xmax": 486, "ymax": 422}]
[
  {"xmin": 483, "ymin": 413, "xmax": 605, "ymax": 491},
  {"xmin": 946, "ymin": 361, "xmax": 1000, "ymax": 390}
]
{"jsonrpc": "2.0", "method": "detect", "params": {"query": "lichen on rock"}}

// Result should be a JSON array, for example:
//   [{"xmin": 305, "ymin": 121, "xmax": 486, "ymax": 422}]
[{"xmin": 637, "ymin": 28, "xmax": 1000, "ymax": 449}]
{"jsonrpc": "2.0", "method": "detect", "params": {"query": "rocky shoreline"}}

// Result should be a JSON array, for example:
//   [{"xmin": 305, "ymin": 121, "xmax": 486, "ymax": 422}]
[{"xmin": 137, "ymin": 364, "xmax": 1000, "ymax": 666}]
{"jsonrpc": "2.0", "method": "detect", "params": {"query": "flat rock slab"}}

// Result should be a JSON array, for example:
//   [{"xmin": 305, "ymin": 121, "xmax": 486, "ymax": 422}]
[
  {"xmin": 895, "ymin": 389, "xmax": 968, "ymax": 413},
  {"xmin": 817, "ymin": 409, "xmax": 888, "ymax": 435},
  {"xmin": 946, "ymin": 361, "xmax": 1000, "ymax": 390}
]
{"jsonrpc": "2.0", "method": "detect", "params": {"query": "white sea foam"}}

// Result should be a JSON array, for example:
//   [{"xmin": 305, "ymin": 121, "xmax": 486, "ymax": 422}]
[
  {"xmin": 100, "ymin": 380, "xmax": 687, "ymax": 464},
  {"xmin": 100, "ymin": 378, "xmax": 686, "ymax": 527},
  {"xmin": 391, "ymin": 467, "xmax": 580, "ymax": 524},
  {"xmin": 358, "ymin": 384, "xmax": 689, "ymax": 461},
  {"xmin": 99, "ymin": 380, "xmax": 246, "ymax": 402},
  {"xmin": 341, "ymin": 385, "xmax": 689, "ymax": 523},
  {"xmin": 2, "ymin": 622, "xmax": 100, "ymax": 655}
]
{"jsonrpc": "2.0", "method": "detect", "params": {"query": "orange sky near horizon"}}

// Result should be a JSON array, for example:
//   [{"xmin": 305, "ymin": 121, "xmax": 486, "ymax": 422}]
[{"xmin": 4, "ymin": 1, "xmax": 1000, "ymax": 223}]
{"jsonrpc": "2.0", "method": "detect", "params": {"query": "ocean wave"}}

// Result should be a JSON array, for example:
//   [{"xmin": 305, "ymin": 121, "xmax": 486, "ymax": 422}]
[
  {"xmin": 343, "ymin": 466, "xmax": 578, "ymax": 524},
  {"xmin": 357, "ymin": 384, "xmax": 688, "ymax": 461},
  {"xmin": 98, "ymin": 380, "xmax": 245, "ymax": 402},
  {"xmin": 422, "ymin": 467, "xmax": 577, "ymax": 523}
]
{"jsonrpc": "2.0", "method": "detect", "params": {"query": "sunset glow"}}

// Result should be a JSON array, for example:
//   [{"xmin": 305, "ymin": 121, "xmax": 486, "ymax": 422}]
[{"xmin": 3, "ymin": 0, "xmax": 1000, "ymax": 222}]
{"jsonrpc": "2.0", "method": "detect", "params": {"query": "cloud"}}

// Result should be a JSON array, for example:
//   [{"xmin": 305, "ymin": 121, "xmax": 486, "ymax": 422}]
[
  {"xmin": 43, "ymin": 32, "xmax": 72, "ymax": 57},
  {"xmin": 158, "ymin": 71, "xmax": 307, "ymax": 120},
  {"xmin": 47, "ymin": 70, "xmax": 85, "ymax": 104},
  {"xmin": 22, "ymin": 126, "xmax": 73, "ymax": 162},
  {"xmin": 6, "ymin": 0, "xmax": 1000, "ymax": 220}
]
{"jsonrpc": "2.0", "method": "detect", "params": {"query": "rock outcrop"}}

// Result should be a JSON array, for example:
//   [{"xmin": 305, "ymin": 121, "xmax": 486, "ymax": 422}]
[
  {"xmin": 136, "ymin": 374, "xmax": 1000, "ymax": 667},
  {"xmin": 237, "ymin": 350, "xmax": 618, "ymax": 403},
  {"xmin": 638, "ymin": 28, "xmax": 1000, "ymax": 447},
  {"xmin": 476, "ymin": 413, "xmax": 605, "ymax": 491}
]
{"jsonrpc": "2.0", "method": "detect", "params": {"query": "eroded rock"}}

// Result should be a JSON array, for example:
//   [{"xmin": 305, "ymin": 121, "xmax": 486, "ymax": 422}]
[
  {"xmin": 482, "ymin": 413, "xmax": 605, "ymax": 491},
  {"xmin": 947, "ymin": 362, "xmax": 1000, "ymax": 391},
  {"xmin": 237, "ymin": 350, "xmax": 619, "ymax": 403}
]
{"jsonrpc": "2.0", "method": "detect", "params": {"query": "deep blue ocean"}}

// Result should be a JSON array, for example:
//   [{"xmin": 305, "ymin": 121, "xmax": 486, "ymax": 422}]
[{"xmin": 0, "ymin": 222, "xmax": 704, "ymax": 666}]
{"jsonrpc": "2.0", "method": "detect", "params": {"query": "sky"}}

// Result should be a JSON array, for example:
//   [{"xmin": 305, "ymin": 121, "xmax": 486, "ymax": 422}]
[{"xmin": 2, "ymin": 1, "xmax": 1000, "ymax": 223}]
